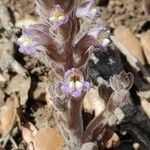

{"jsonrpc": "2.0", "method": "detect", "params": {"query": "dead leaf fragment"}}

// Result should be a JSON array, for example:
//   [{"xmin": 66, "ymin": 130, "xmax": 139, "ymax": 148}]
[
  {"xmin": 22, "ymin": 122, "xmax": 38, "ymax": 144},
  {"xmin": 0, "ymin": 98, "xmax": 17, "ymax": 137},
  {"xmin": 83, "ymin": 88, "xmax": 106, "ymax": 116},
  {"xmin": 140, "ymin": 98, "xmax": 150, "ymax": 118},
  {"xmin": 0, "ymin": 74, "xmax": 7, "ymax": 83},
  {"xmin": 114, "ymin": 26, "xmax": 145, "ymax": 64},
  {"xmin": 140, "ymin": 32, "xmax": 150, "ymax": 64},
  {"xmin": 22, "ymin": 122, "xmax": 65, "ymax": 150},
  {"xmin": 33, "ymin": 82, "xmax": 47, "ymax": 102},
  {"xmin": 106, "ymin": 132, "xmax": 120, "ymax": 149},
  {"xmin": 34, "ymin": 128, "xmax": 65, "ymax": 150},
  {"xmin": 6, "ymin": 75, "xmax": 31, "ymax": 105}
]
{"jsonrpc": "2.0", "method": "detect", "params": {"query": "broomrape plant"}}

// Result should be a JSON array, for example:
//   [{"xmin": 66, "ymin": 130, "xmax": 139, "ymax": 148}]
[{"xmin": 17, "ymin": 0, "xmax": 148, "ymax": 150}]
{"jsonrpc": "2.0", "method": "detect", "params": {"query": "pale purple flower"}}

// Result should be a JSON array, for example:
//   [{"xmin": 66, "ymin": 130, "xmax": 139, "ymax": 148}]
[
  {"xmin": 76, "ymin": 0, "xmax": 101, "ymax": 19},
  {"xmin": 87, "ymin": 27, "xmax": 106, "ymax": 39},
  {"xmin": 17, "ymin": 24, "xmax": 51, "ymax": 54},
  {"xmin": 72, "ymin": 27, "xmax": 107, "ymax": 66},
  {"xmin": 87, "ymin": 27, "xmax": 110, "ymax": 53},
  {"xmin": 61, "ymin": 68, "xmax": 90, "ymax": 98},
  {"xmin": 18, "ymin": 35, "xmax": 37, "ymax": 54},
  {"xmin": 49, "ymin": 4, "xmax": 69, "ymax": 28}
]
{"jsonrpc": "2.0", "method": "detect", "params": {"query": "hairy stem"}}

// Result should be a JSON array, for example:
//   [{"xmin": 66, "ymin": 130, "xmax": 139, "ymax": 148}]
[{"xmin": 68, "ymin": 97, "xmax": 83, "ymax": 150}]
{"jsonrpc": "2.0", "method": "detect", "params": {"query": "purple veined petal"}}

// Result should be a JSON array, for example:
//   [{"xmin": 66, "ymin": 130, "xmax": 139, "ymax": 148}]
[
  {"xmin": 27, "ymin": 24, "xmax": 66, "ymax": 63},
  {"xmin": 64, "ymin": 68, "xmax": 83, "ymax": 79},
  {"xmin": 61, "ymin": 84, "xmax": 68, "ymax": 93},
  {"xmin": 18, "ymin": 24, "xmax": 65, "ymax": 63},
  {"xmin": 35, "ymin": 0, "xmax": 75, "ymax": 18},
  {"xmin": 76, "ymin": 0, "xmax": 100, "ymax": 19},
  {"xmin": 18, "ymin": 45, "xmax": 37, "ymax": 55},
  {"xmin": 49, "ymin": 4, "xmax": 69, "ymax": 28},
  {"xmin": 87, "ymin": 27, "xmax": 101, "ymax": 39},
  {"xmin": 61, "ymin": 82, "xmax": 75, "ymax": 95},
  {"xmin": 52, "ymin": 15, "xmax": 69, "ymax": 28},
  {"xmin": 19, "ymin": 25, "xmax": 50, "ymax": 45},
  {"xmin": 17, "ymin": 31, "xmax": 39, "ymax": 55},
  {"xmin": 23, "ymin": 24, "xmax": 50, "ymax": 43},
  {"xmin": 18, "ymin": 24, "xmax": 57, "ymax": 55},
  {"xmin": 86, "ymin": 7, "xmax": 101, "ymax": 19},
  {"xmin": 87, "ymin": 27, "xmax": 107, "ymax": 39},
  {"xmin": 76, "ymin": 0, "xmax": 95, "ymax": 18},
  {"xmin": 61, "ymin": 68, "xmax": 90, "ymax": 98},
  {"xmin": 72, "ymin": 89, "xmax": 82, "ymax": 98}
]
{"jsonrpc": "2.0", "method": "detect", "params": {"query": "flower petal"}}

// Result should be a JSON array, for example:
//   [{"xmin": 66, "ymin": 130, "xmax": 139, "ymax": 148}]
[
  {"xmin": 87, "ymin": 27, "xmax": 106, "ymax": 39},
  {"xmin": 76, "ymin": 0, "xmax": 94, "ymax": 18},
  {"xmin": 83, "ymin": 81, "xmax": 90, "ymax": 91},
  {"xmin": 76, "ymin": 0, "xmax": 100, "ymax": 19},
  {"xmin": 49, "ymin": 4, "xmax": 69, "ymax": 28},
  {"xmin": 17, "ymin": 25, "xmax": 49, "ymax": 54},
  {"xmin": 61, "ymin": 68, "xmax": 90, "ymax": 98},
  {"xmin": 35, "ymin": 0, "xmax": 76, "ymax": 19},
  {"xmin": 18, "ymin": 45, "xmax": 37, "ymax": 54},
  {"xmin": 72, "ymin": 89, "xmax": 82, "ymax": 98}
]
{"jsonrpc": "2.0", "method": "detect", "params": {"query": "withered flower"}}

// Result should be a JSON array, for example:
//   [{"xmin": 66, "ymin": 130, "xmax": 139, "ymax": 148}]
[{"xmin": 110, "ymin": 70, "xmax": 134, "ymax": 91}]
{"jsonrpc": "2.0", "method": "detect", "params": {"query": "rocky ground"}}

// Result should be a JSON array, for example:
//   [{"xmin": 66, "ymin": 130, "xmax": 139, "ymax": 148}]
[{"xmin": 0, "ymin": 0, "xmax": 150, "ymax": 150}]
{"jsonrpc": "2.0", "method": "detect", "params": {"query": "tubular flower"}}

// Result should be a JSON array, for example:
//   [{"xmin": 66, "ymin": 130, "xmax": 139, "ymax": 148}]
[
  {"xmin": 61, "ymin": 68, "xmax": 90, "ymax": 98},
  {"xmin": 49, "ymin": 4, "xmax": 69, "ymax": 28},
  {"xmin": 75, "ymin": 0, "xmax": 101, "ymax": 19},
  {"xmin": 87, "ymin": 27, "xmax": 110, "ymax": 52},
  {"xmin": 17, "ymin": 24, "xmax": 51, "ymax": 54},
  {"xmin": 18, "ymin": 29, "xmax": 37, "ymax": 54}
]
